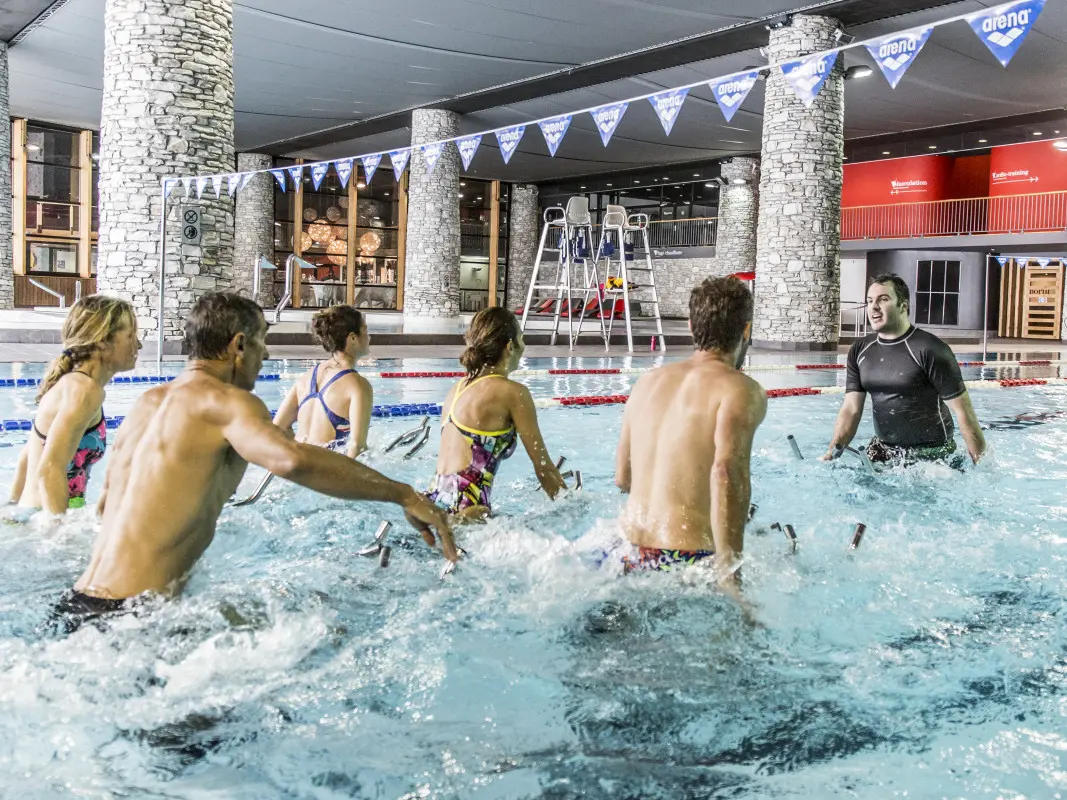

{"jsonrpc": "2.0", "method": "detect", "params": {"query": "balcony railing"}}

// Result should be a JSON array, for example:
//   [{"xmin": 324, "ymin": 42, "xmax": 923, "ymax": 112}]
[
  {"xmin": 842, "ymin": 191, "xmax": 1067, "ymax": 240},
  {"xmin": 583, "ymin": 216, "xmax": 719, "ymax": 249},
  {"xmin": 26, "ymin": 201, "xmax": 79, "ymax": 236}
]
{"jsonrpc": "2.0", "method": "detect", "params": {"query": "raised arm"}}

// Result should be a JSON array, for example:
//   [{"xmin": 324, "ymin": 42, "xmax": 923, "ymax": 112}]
[
  {"xmin": 225, "ymin": 390, "xmax": 457, "ymax": 560},
  {"xmin": 510, "ymin": 384, "xmax": 566, "ymax": 499},
  {"xmin": 820, "ymin": 392, "xmax": 867, "ymax": 460},
  {"xmin": 346, "ymin": 375, "xmax": 373, "ymax": 458},
  {"xmin": 36, "ymin": 379, "xmax": 104, "ymax": 515},
  {"xmin": 272, "ymin": 382, "xmax": 300, "ymax": 432},
  {"xmin": 614, "ymin": 400, "xmax": 632, "ymax": 493},
  {"xmin": 945, "ymin": 392, "xmax": 986, "ymax": 463}
]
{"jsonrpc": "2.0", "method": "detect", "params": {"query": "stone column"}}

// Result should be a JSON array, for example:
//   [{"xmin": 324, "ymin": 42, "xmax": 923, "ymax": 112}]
[
  {"xmin": 403, "ymin": 108, "xmax": 461, "ymax": 331},
  {"xmin": 0, "ymin": 44, "xmax": 13, "ymax": 310},
  {"xmin": 505, "ymin": 183, "xmax": 539, "ymax": 310},
  {"xmin": 233, "ymin": 152, "xmax": 274, "ymax": 306},
  {"xmin": 716, "ymin": 157, "xmax": 759, "ymax": 275},
  {"xmin": 96, "ymin": 0, "xmax": 235, "ymax": 346},
  {"xmin": 753, "ymin": 15, "xmax": 844, "ymax": 350}
]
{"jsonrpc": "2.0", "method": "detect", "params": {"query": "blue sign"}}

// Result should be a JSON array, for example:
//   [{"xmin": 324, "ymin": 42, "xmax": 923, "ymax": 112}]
[
  {"xmin": 195, "ymin": 176, "xmax": 209, "ymax": 198},
  {"xmin": 590, "ymin": 101, "xmax": 628, "ymax": 146},
  {"xmin": 421, "ymin": 142, "xmax": 446, "ymax": 174},
  {"xmin": 648, "ymin": 88, "xmax": 689, "ymax": 136},
  {"xmin": 865, "ymin": 27, "xmax": 933, "ymax": 88},
  {"xmin": 708, "ymin": 71, "xmax": 759, "ymax": 123},
  {"xmin": 310, "ymin": 162, "xmax": 329, "ymax": 191},
  {"xmin": 360, "ymin": 154, "xmax": 381, "ymax": 185},
  {"xmin": 286, "ymin": 165, "xmax": 304, "ymax": 189},
  {"xmin": 334, "ymin": 158, "xmax": 354, "ymax": 188},
  {"xmin": 968, "ymin": 0, "xmax": 1045, "ymax": 67},
  {"xmin": 538, "ymin": 115, "xmax": 572, "ymax": 156},
  {"xmin": 226, "ymin": 173, "xmax": 241, "ymax": 197},
  {"xmin": 780, "ymin": 50, "xmax": 838, "ymax": 107},
  {"xmin": 389, "ymin": 148, "xmax": 411, "ymax": 181},
  {"xmin": 457, "ymin": 134, "xmax": 482, "ymax": 171},
  {"xmin": 496, "ymin": 125, "xmax": 526, "ymax": 165},
  {"xmin": 269, "ymin": 170, "xmax": 287, "ymax": 192}
]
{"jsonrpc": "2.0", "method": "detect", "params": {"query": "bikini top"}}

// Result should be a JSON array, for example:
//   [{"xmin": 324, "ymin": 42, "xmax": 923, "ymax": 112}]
[
  {"xmin": 33, "ymin": 412, "xmax": 108, "ymax": 502},
  {"xmin": 446, "ymin": 374, "xmax": 519, "ymax": 464},
  {"xmin": 297, "ymin": 363, "xmax": 357, "ymax": 436}
]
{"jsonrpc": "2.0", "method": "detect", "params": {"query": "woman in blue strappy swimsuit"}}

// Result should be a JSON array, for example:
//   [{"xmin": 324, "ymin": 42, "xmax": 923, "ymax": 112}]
[
  {"xmin": 425, "ymin": 307, "xmax": 567, "ymax": 520},
  {"xmin": 274, "ymin": 305, "xmax": 372, "ymax": 457},
  {"xmin": 10, "ymin": 296, "xmax": 140, "ymax": 514}
]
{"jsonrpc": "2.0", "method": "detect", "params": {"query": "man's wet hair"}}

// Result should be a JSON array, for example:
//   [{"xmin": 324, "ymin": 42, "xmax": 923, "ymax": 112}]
[
  {"xmin": 867, "ymin": 273, "xmax": 910, "ymax": 311},
  {"xmin": 185, "ymin": 292, "xmax": 265, "ymax": 360},
  {"xmin": 689, "ymin": 276, "xmax": 753, "ymax": 352}
]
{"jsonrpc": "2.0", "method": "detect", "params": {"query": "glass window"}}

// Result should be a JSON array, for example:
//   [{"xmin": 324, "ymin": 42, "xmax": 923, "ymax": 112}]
[
  {"xmin": 352, "ymin": 163, "xmax": 400, "ymax": 311},
  {"xmin": 915, "ymin": 260, "xmax": 961, "ymax": 326},
  {"xmin": 26, "ymin": 125, "xmax": 79, "ymax": 207},
  {"xmin": 27, "ymin": 241, "xmax": 79, "ymax": 274}
]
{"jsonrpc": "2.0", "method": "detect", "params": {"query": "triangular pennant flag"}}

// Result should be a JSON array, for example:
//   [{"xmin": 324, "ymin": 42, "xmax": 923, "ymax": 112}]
[
  {"xmin": 967, "ymin": 0, "xmax": 1046, "ymax": 67},
  {"xmin": 538, "ymin": 115, "xmax": 573, "ymax": 157},
  {"xmin": 1035, "ymin": 257, "xmax": 1051, "ymax": 267},
  {"xmin": 310, "ymin": 162, "xmax": 329, "ymax": 191},
  {"xmin": 240, "ymin": 172, "xmax": 255, "ymax": 192},
  {"xmin": 709, "ymin": 71, "xmax": 760, "ymax": 123},
  {"xmin": 286, "ymin": 165, "xmax": 303, "ymax": 189},
  {"xmin": 457, "ymin": 134, "xmax": 482, "ymax": 171},
  {"xmin": 420, "ymin": 142, "xmax": 446, "ymax": 174},
  {"xmin": 590, "ymin": 101, "xmax": 629, "ymax": 146},
  {"xmin": 210, "ymin": 174, "xmax": 223, "ymax": 198},
  {"xmin": 360, "ymin": 154, "xmax": 380, "ymax": 185},
  {"xmin": 163, "ymin": 178, "xmax": 177, "ymax": 199},
  {"xmin": 269, "ymin": 169, "xmax": 287, "ymax": 192},
  {"xmin": 195, "ymin": 176, "xmax": 209, "ymax": 198},
  {"xmin": 865, "ymin": 27, "xmax": 934, "ymax": 89},
  {"xmin": 182, "ymin": 177, "xmax": 194, "ymax": 199},
  {"xmin": 226, "ymin": 173, "xmax": 242, "ymax": 197},
  {"xmin": 389, "ymin": 148, "xmax": 411, "ymax": 182},
  {"xmin": 996, "ymin": 256, "xmax": 1009, "ymax": 266},
  {"xmin": 648, "ymin": 88, "xmax": 689, "ymax": 136},
  {"xmin": 334, "ymin": 158, "xmax": 354, "ymax": 189},
  {"xmin": 780, "ymin": 50, "xmax": 839, "ymax": 107},
  {"xmin": 495, "ymin": 125, "xmax": 526, "ymax": 165}
]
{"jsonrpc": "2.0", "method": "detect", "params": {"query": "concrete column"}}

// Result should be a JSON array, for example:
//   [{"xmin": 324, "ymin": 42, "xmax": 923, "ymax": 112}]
[
  {"xmin": 233, "ymin": 152, "xmax": 274, "ymax": 305},
  {"xmin": 505, "ymin": 183, "xmax": 539, "ymax": 310},
  {"xmin": 716, "ymin": 157, "xmax": 759, "ymax": 275},
  {"xmin": 96, "ymin": 0, "xmax": 235, "ymax": 345},
  {"xmin": 0, "ymin": 45, "xmax": 13, "ymax": 310},
  {"xmin": 403, "ymin": 108, "xmax": 461, "ymax": 331},
  {"xmin": 753, "ymin": 15, "xmax": 844, "ymax": 350}
]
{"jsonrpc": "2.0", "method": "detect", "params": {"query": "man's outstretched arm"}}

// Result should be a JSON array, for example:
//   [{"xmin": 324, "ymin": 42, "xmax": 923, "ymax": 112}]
[{"xmin": 820, "ymin": 392, "xmax": 866, "ymax": 461}]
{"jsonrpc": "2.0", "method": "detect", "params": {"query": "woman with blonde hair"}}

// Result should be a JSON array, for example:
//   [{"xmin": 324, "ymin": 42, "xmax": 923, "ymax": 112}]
[
  {"xmin": 274, "ymin": 305, "xmax": 373, "ymax": 457},
  {"xmin": 425, "ymin": 306, "xmax": 566, "ymax": 519},
  {"xmin": 10, "ymin": 295, "xmax": 141, "ymax": 514}
]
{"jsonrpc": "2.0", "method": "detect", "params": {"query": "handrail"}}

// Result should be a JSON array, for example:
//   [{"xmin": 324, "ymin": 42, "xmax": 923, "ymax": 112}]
[
  {"xmin": 843, "ymin": 189, "xmax": 1067, "ymax": 211},
  {"xmin": 27, "ymin": 278, "xmax": 66, "ymax": 308},
  {"xmin": 253, "ymin": 254, "xmax": 277, "ymax": 303},
  {"xmin": 274, "ymin": 254, "xmax": 296, "ymax": 323}
]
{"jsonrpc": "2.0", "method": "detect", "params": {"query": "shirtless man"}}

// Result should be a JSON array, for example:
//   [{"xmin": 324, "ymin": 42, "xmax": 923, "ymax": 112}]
[
  {"xmin": 56, "ymin": 292, "xmax": 455, "ymax": 630},
  {"xmin": 615, "ymin": 276, "xmax": 766, "ymax": 599}
]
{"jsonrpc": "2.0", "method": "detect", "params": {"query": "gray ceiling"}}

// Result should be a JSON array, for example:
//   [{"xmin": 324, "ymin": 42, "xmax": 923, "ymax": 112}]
[{"xmin": 8, "ymin": 0, "xmax": 1067, "ymax": 183}]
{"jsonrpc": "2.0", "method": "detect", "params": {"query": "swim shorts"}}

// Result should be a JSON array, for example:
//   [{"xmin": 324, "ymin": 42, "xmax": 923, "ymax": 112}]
[
  {"xmin": 622, "ymin": 546, "xmax": 716, "ymax": 574},
  {"xmin": 866, "ymin": 437, "xmax": 962, "ymax": 467},
  {"xmin": 47, "ymin": 590, "xmax": 132, "ymax": 635}
]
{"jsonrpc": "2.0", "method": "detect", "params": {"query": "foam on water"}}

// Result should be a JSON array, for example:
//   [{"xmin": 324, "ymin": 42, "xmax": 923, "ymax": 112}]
[{"xmin": 0, "ymin": 357, "xmax": 1065, "ymax": 798}]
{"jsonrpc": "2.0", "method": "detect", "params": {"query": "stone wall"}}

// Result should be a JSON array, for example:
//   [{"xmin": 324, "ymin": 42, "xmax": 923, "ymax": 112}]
[
  {"xmin": 403, "ymin": 108, "xmax": 460, "ymax": 329},
  {"xmin": 234, "ymin": 152, "xmax": 274, "ymax": 305},
  {"xmin": 96, "ymin": 0, "xmax": 236, "ymax": 343},
  {"xmin": 505, "ymin": 183, "xmax": 539, "ymax": 309},
  {"xmin": 753, "ymin": 14, "xmax": 844, "ymax": 350},
  {"xmin": 716, "ymin": 157, "xmax": 759, "ymax": 274},
  {"xmin": 655, "ymin": 256, "xmax": 730, "ymax": 317},
  {"xmin": 0, "ymin": 45, "xmax": 13, "ymax": 309}
]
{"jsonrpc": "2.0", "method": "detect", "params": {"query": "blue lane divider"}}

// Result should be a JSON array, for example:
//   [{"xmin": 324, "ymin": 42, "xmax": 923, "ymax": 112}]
[{"xmin": 0, "ymin": 374, "xmax": 283, "ymax": 388}]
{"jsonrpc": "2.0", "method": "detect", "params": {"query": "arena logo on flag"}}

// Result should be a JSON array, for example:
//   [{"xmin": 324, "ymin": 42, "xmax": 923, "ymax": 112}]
[
  {"xmin": 709, "ymin": 72, "xmax": 759, "ymax": 123},
  {"xmin": 648, "ymin": 88, "xmax": 689, "ymax": 136},
  {"xmin": 457, "ymin": 134, "xmax": 482, "ymax": 171},
  {"xmin": 286, "ymin": 165, "xmax": 304, "ymax": 189},
  {"xmin": 780, "ymin": 50, "xmax": 838, "ymax": 107},
  {"xmin": 389, "ymin": 149, "xmax": 411, "ymax": 181},
  {"xmin": 195, "ymin": 176, "xmax": 209, "ymax": 198},
  {"xmin": 335, "ymin": 158, "xmax": 354, "ymax": 188},
  {"xmin": 968, "ymin": 0, "xmax": 1046, "ymax": 67},
  {"xmin": 865, "ymin": 27, "xmax": 933, "ymax": 88},
  {"xmin": 361, "ymin": 154, "xmax": 381, "ymax": 185},
  {"xmin": 310, "ymin": 162, "xmax": 329, "ymax": 191},
  {"xmin": 590, "ymin": 102, "xmax": 628, "ymax": 146},
  {"xmin": 421, "ymin": 142, "xmax": 446, "ymax": 174},
  {"xmin": 226, "ymin": 173, "xmax": 241, "ymax": 197},
  {"xmin": 496, "ymin": 125, "xmax": 526, "ymax": 165},
  {"xmin": 538, "ymin": 115, "xmax": 572, "ymax": 157},
  {"xmin": 210, "ymin": 174, "xmax": 223, "ymax": 198}
]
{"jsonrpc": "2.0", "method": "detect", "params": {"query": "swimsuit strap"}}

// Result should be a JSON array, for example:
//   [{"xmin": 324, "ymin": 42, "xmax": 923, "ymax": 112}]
[
  {"xmin": 448, "ymin": 374, "xmax": 513, "ymax": 437},
  {"xmin": 316, "ymin": 367, "xmax": 357, "ymax": 395},
  {"xmin": 297, "ymin": 362, "xmax": 354, "ymax": 432}
]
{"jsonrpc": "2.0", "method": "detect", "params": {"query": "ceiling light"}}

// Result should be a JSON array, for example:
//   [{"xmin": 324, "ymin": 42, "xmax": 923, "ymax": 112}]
[
  {"xmin": 844, "ymin": 65, "xmax": 873, "ymax": 80},
  {"xmin": 384, "ymin": 192, "xmax": 390, "ymax": 196},
  {"xmin": 663, "ymin": 176, "xmax": 669, "ymax": 180},
  {"xmin": 460, "ymin": 181, "xmax": 466, "ymax": 186},
  {"xmin": 356, "ymin": 181, "xmax": 366, "ymax": 189},
  {"xmin": 457, "ymin": 193, "xmax": 463, "ymax": 198},
  {"xmin": 882, "ymin": 151, "xmax": 891, "ymax": 155},
  {"xmin": 928, "ymin": 145, "xmax": 937, "ymax": 150},
  {"xmin": 634, "ymin": 180, "xmax": 640, "ymax": 184},
  {"xmin": 693, "ymin": 173, "xmax": 700, "ymax": 177},
  {"xmin": 606, "ymin": 183, "xmax": 612, "ymax": 186},
  {"xmin": 704, "ymin": 182, "xmax": 715, "ymax": 188},
  {"xmin": 730, "ymin": 178, "xmax": 747, "ymax": 185},
  {"xmin": 978, "ymin": 138, "xmax": 988, "ymax": 143},
  {"xmin": 1033, "ymin": 131, "xmax": 1042, "ymax": 136},
  {"xmin": 476, "ymin": 196, "xmax": 483, "ymax": 200},
  {"xmin": 1053, "ymin": 140, "xmax": 1067, "ymax": 151},
  {"xmin": 580, "ymin": 185, "xmax": 586, "ymax": 189}
]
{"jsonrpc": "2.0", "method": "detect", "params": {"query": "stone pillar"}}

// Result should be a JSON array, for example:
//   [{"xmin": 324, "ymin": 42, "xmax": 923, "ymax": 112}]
[
  {"xmin": 716, "ymin": 157, "xmax": 759, "ymax": 275},
  {"xmin": 96, "ymin": 0, "xmax": 235, "ymax": 346},
  {"xmin": 505, "ymin": 183, "xmax": 539, "ymax": 310},
  {"xmin": 0, "ymin": 45, "xmax": 13, "ymax": 310},
  {"xmin": 403, "ymin": 108, "xmax": 461, "ymax": 331},
  {"xmin": 753, "ymin": 15, "xmax": 844, "ymax": 350},
  {"xmin": 233, "ymin": 152, "xmax": 274, "ymax": 306}
]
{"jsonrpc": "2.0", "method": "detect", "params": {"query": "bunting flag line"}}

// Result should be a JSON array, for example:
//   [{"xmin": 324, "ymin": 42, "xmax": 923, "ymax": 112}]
[
  {"xmin": 496, "ymin": 125, "xmax": 526, "ymax": 165},
  {"xmin": 163, "ymin": 178, "xmax": 177, "ymax": 199},
  {"xmin": 310, "ymin": 162, "xmax": 329, "ymax": 191},
  {"xmin": 195, "ymin": 176, "xmax": 209, "ymax": 198},
  {"xmin": 182, "ymin": 176, "xmax": 194, "ymax": 199},
  {"xmin": 590, "ymin": 101, "xmax": 628, "ymax": 146},
  {"xmin": 210, "ymin": 174, "xmax": 223, "ymax": 198},
  {"xmin": 456, "ymin": 134, "xmax": 482, "ymax": 171},
  {"xmin": 389, "ymin": 148, "xmax": 411, "ymax": 182},
  {"xmin": 996, "ymin": 256, "xmax": 1009, "ymax": 266},
  {"xmin": 538, "ymin": 115, "xmax": 572, "ymax": 157},
  {"xmin": 226, "ymin": 173, "xmax": 241, "ymax": 197},
  {"xmin": 648, "ymin": 88, "xmax": 689, "ymax": 136},
  {"xmin": 286, "ymin": 165, "xmax": 304, "ymax": 189},
  {"xmin": 1035, "ymin": 257, "xmax": 1050, "ymax": 267},
  {"xmin": 269, "ymin": 169, "xmax": 287, "ymax": 192},
  {"xmin": 865, "ymin": 27, "xmax": 934, "ymax": 88},
  {"xmin": 360, "ymin": 154, "xmax": 381, "ymax": 185},
  {"xmin": 709, "ymin": 71, "xmax": 760, "ymax": 123},
  {"xmin": 240, "ymin": 172, "xmax": 255, "ymax": 193},
  {"xmin": 335, "ymin": 158, "xmax": 354, "ymax": 189},
  {"xmin": 967, "ymin": 0, "xmax": 1046, "ymax": 67},
  {"xmin": 780, "ymin": 49, "xmax": 839, "ymax": 107},
  {"xmin": 421, "ymin": 142, "xmax": 446, "ymax": 174}
]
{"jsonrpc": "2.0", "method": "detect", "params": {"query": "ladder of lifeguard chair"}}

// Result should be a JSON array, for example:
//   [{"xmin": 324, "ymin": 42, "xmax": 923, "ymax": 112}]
[
  {"xmin": 519, "ymin": 207, "xmax": 566, "ymax": 337},
  {"xmin": 564, "ymin": 223, "xmax": 608, "ymax": 350},
  {"xmin": 598, "ymin": 209, "xmax": 666, "ymax": 353}
]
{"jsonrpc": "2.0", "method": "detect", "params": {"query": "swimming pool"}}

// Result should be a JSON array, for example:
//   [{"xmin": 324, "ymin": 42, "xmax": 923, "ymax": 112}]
[{"xmin": 1, "ymin": 353, "xmax": 1065, "ymax": 798}]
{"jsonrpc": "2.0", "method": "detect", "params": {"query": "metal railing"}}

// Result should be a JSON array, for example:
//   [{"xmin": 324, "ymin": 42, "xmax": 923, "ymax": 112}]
[
  {"xmin": 27, "ymin": 277, "xmax": 67, "ymax": 308},
  {"xmin": 842, "ymin": 191, "xmax": 1067, "ymax": 240},
  {"xmin": 27, "ymin": 201, "xmax": 79, "ymax": 235},
  {"xmin": 839, "ymin": 300, "xmax": 868, "ymax": 338},
  {"xmin": 585, "ymin": 216, "xmax": 719, "ymax": 249}
]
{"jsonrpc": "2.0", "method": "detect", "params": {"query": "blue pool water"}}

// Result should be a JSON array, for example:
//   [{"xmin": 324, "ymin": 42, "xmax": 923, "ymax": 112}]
[{"xmin": 0, "ymin": 354, "xmax": 1066, "ymax": 798}]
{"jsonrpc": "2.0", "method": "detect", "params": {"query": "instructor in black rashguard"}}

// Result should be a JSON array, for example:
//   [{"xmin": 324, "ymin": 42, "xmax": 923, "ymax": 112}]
[{"xmin": 820, "ymin": 273, "xmax": 986, "ymax": 466}]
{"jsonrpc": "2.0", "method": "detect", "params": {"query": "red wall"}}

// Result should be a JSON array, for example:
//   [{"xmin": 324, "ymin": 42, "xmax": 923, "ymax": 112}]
[
  {"xmin": 842, "ymin": 155, "xmax": 951, "ymax": 207},
  {"xmin": 989, "ymin": 141, "xmax": 1067, "ymax": 195},
  {"xmin": 946, "ymin": 154, "xmax": 991, "ymax": 199}
]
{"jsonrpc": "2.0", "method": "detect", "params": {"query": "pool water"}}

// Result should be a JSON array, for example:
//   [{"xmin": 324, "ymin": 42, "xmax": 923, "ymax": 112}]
[{"xmin": 1, "ymin": 355, "xmax": 1066, "ymax": 799}]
